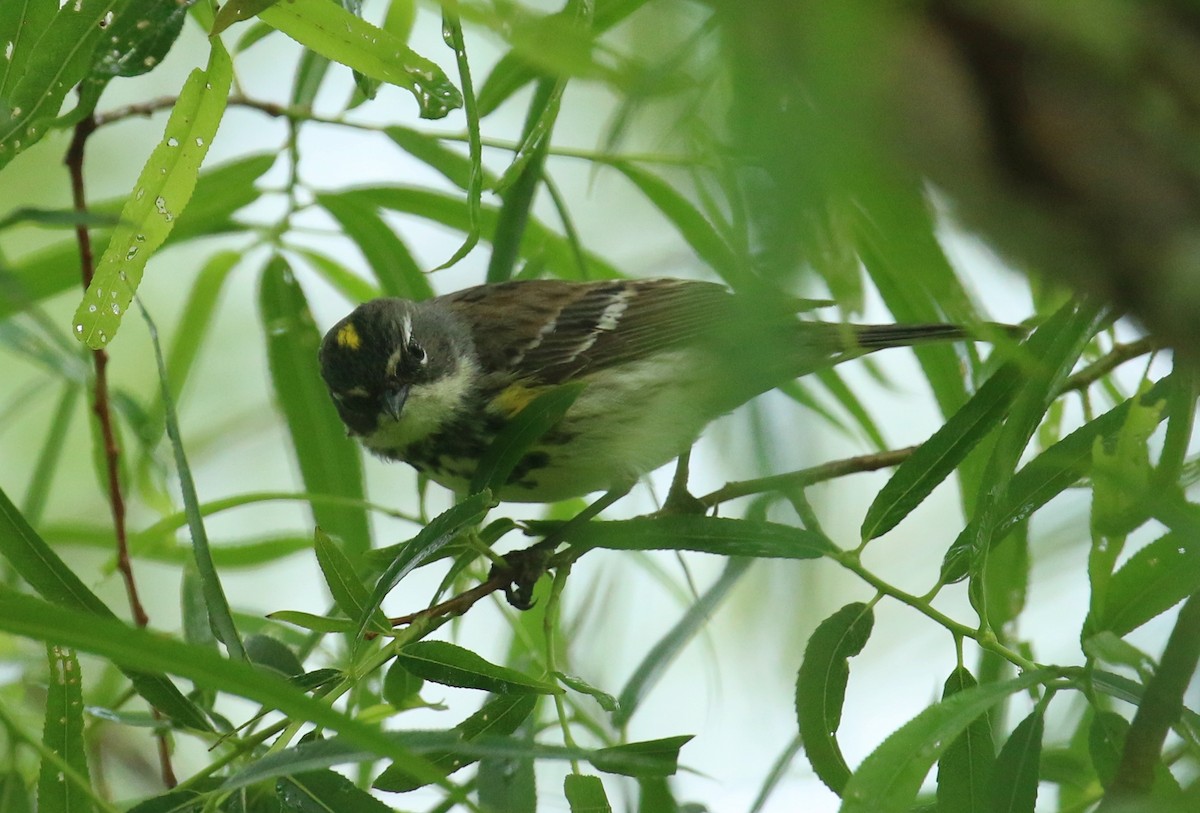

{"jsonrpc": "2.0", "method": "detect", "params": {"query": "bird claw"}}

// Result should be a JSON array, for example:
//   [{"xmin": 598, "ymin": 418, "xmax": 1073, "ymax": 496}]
[{"xmin": 491, "ymin": 546, "xmax": 550, "ymax": 610}]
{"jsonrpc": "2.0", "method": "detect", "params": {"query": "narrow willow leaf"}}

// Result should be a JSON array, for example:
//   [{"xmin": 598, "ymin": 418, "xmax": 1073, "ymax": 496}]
[
  {"xmin": 1089, "ymin": 710, "xmax": 1128, "ymax": 789},
  {"xmin": 555, "ymin": 671, "xmax": 618, "ymax": 713},
  {"xmin": 385, "ymin": 125, "xmax": 489, "ymax": 190},
  {"xmin": 851, "ymin": 187, "xmax": 977, "ymax": 420},
  {"xmin": 565, "ymin": 774, "xmax": 612, "ymax": 813},
  {"xmin": 72, "ymin": 0, "xmax": 191, "ymax": 119},
  {"xmin": 37, "ymin": 646, "xmax": 91, "ymax": 813},
  {"xmin": 0, "ymin": 587, "xmax": 450, "ymax": 789},
  {"xmin": 0, "ymin": 0, "xmax": 55, "ymax": 101},
  {"xmin": 983, "ymin": 526, "xmax": 1029, "ymax": 632},
  {"xmin": 943, "ymin": 301, "xmax": 1106, "ymax": 582},
  {"xmin": 0, "ymin": 485, "xmax": 210, "ymax": 730},
  {"xmin": 260, "ymin": 255, "xmax": 371, "ymax": 560},
  {"xmin": 313, "ymin": 528, "xmax": 384, "ymax": 631},
  {"xmin": 814, "ymin": 366, "xmax": 886, "ymax": 451},
  {"xmin": 948, "ymin": 378, "xmax": 1172, "ymax": 563},
  {"xmin": 268, "ymin": 611, "xmax": 355, "ymax": 635},
  {"xmin": 470, "ymin": 381, "xmax": 585, "ymax": 494},
  {"xmin": 315, "ymin": 192, "xmax": 433, "ymax": 300},
  {"xmin": 256, "ymin": 0, "xmax": 462, "ymax": 119},
  {"xmin": 861, "ymin": 361, "xmax": 1021, "ymax": 542},
  {"xmin": 211, "ymin": 0, "xmax": 280, "ymax": 34},
  {"xmin": 936, "ymin": 668, "xmax": 995, "ymax": 813},
  {"xmin": 1088, "ymin": 531, "xmax": 1200, "ymax": 638},
  {"xmin": 382, "ymin": 660, "xmax": 423, "ymax": 707},
  {"xmin": 839, "ymin": 670, "xmax": 1052, "ymax": 813},
  {"xmin": 373, "ymin": 694, "xmax": 536, "ymax": 792},
  {"xmin": 795, "ymin": 602, "xmax": 874, "ymax": 793},
  {"xmin": 396, "ymin": 641, "xmax": 562, "ymax": 695},
  {"xmin": 276, "ymin": 770, "xmax": 392, "ymax": 813},
  {"xmin": 478, "ymin": 734, "xmax": 536, "ymax": 813},
  {"xmin": 293, "ymin": 249, "xmax": 380, "ymax": 303},
  {"xmin": 1082, "ymin": 632, "xmax": 1156, "ymax": 678},
  {"xmin": 474, "ymin": 0, "xmax": 651, "ymax": 115},
  {"xmin": 348, "ymin": 185, "xmax": 623, "ymax": 279},
  {"xmin": 160, "ymin": 250, "xmax": 240, "ymax": 411},
  {"xmin": 988, "ymin": 708, "xmax": 1044, "ymax": 813},
  {"xmin": 358, "ymin": 490, "xmax": 492, "ymax": 639},
  {"xmin": 590, "ymin": 736, "xmax": 692, "ymax": 779},
  {"xmin": 143, "ymin": 301, "xmax": 245, "ymax": 660},
  {"xmin": 1091, "ymin": 385, "xmax": 1164, "ymax": 538},
  {"xmin": 569, "ymin": 516, "xmax": 836, "ymax": 560},
  {"xmin": 615, "ymin": 558, "xmax": 750, "ymax": 726},
  {"xmin": 609, "ymin": 161, "xmax": 747, "ymax": 287},
  {"xmin": 636, "ymin": 777, "xmax": 678, "ymax": 813},
  {"xmin": 0, "ymin": 769, "xmax": 32, "ymax": 813},
  {"xmin": 73, "ymin": 42, "xmax": 232, "ymax": 349},
  {"xmin": 487, "ymin": 79, "xmax": 553, "ymax": 282},
  {"xmin": 0, "ymin": 0, "xmax": 117, "ymax": 169}
]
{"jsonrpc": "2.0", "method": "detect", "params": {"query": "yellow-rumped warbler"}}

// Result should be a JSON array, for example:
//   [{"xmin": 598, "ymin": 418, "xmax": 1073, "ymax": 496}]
[{"xmin": 319, "ymin": 278, "xmax": 994, "ymax": 502}]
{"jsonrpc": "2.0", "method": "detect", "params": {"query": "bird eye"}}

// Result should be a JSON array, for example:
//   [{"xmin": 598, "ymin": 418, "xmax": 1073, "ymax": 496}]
[{"xmin": 408, "ymin": 341, "xmax": 426, "ymax": 364}]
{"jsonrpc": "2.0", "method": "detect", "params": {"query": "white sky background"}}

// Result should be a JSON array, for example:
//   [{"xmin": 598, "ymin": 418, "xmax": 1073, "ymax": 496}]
[{"xmin": 0, "ymin": 3, "xmax": 1190, "ymax": 810}]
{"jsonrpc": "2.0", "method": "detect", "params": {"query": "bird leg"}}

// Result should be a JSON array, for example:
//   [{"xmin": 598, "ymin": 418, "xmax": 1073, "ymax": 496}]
[{"xmin": 491, "ymin": 482, "xmax": 633, "ymax": 609}]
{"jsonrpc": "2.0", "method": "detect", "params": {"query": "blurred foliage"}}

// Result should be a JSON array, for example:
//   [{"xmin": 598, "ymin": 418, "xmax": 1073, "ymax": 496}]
[{"xmin": 1, "ymin": 0, "xmax": 1199, "ymax": 811}]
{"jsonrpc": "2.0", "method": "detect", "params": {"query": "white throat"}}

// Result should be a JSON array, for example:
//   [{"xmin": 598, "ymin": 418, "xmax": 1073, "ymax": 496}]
[{"xmin": 363, "ymin": 355, "xmax": 479, "ymax": 452}]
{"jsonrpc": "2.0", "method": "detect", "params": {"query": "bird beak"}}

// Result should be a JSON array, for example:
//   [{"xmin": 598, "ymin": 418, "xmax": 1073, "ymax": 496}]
[{"xmin": 383, "ymin": 384, "xmax": 410, "ymax": 421}]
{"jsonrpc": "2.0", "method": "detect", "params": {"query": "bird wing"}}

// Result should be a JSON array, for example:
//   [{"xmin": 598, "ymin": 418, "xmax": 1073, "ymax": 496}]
[{"xmin": 439, "ymin": 278, "xmax": 735, "ymax": 385}]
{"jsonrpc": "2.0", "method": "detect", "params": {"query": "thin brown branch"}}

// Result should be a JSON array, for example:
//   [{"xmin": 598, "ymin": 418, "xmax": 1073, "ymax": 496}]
[
  {"xmin": 1059, "ymin": 336, "xmax": 1158, "ymax": 395},
  {"xmin": 67, "ymin": 114, "xmax": 176, "ymax": 789},
  {"xmin": 377, "ymin": 572, "xmax": 510, "ymax": 634},
  {"xmin": 700, "ymin": 446, "xmax": 917, "ymax": 507}
]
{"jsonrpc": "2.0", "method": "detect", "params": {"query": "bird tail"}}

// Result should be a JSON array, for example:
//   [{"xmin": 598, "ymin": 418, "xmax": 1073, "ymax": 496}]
[{"xmin": 804, "ymin": 321, "xmax": 1025, "ymax": 353}]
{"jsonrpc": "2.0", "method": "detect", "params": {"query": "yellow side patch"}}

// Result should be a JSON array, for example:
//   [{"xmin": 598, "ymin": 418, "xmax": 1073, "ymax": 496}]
[
  {"xmin": 336, "ymin": 323, "xmax": 362, "ymax": 350},
  {"xmin": 492, "ymin": 383, "xmax": 548, "ymax": 417}
]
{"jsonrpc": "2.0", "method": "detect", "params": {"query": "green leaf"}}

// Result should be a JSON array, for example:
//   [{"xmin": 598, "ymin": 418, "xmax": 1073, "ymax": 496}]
[
  {"xmin": 244, "ymin": 634, "xmax": 304, "ymax": 678},
  {"xmin": 935, "ymin": 669, "xmax": 995, "ymax": 813},
  {"xmin": 569, "ymin": 515, "xmax": 836, "ymax": 560},
  {"xmin": 0, "ymin": 0, "xmax": 117, "ymax": 169},
  {"xmin": 565, "ymin": 774, "xmax": 612, "ymax": 813},
  {"xmin": 862, "ymin": 361, "xmax": 1021, "ymax": 542},
  {"xmin": 276, "ymin": 770, "xmax": 392, "ymax": 813},
  {"xmin": 349, "ymin": 185, "xmax": 623, "ymax": 280},
  {"xmin": 1090, "ymin": 385, "xmax": 1165, "ymax": 539},
  {"xmin": 0, "ymin": 587, "xmax": 452, "ymax": 790},
  {"xmin": 313, "ymin": 528, "xmax": 384, "ymax": 632},
  {"xmin": 590, "ymin": 736, "xmax": 692, "ymax": 779},
  {"xmin": 839, "ymin": 670, "xmax": 1052, "ymax": 813},
  {"xmin": 211, "ymin": 0, "xmax": 281, "ymax": 35},
  {"xmin": 373, "ymin": 694, "xmax": 536, "ymax": 792},
  {"xmin": 1089, "ymin": 710, "xmax": 1127, "ymax": 789},
  {"xmin": 395, "ymin": 640, "xmax": 562, "ymax": 695},
  {"xmin": 609, "ymin": 161, "xmax": 748, "ymax": 289},
  {"xmin": 256, "ymin": 0, "xmax": 462, "ymax": 119},
  {"xmin": 988, "ymin": 708, "xmax": 1043, "ymax": 813},
  {"xmin": 385, "ymin": 125, "xmax": 486, "ymax": 191},
  {"xmin": 948, "ymin": 378, "xmax": 1173, "ymax": 563},
  {"xmin": 149, "ymin": 250, "xmax": 241, "ymax": 432},
  {"xmin": 315, "ymin": 192, "xmax": 434, "ymax": 300},
  {"xmin": 143, "ymin": 300, "xmax": 246, "ymax": 660},
  {"xmin": 943, "ymin": 301, "xmax": 1106, "ymax": 582},
  {"xmin": 0, "ymin": 770, "xmax": 32, "ymax": 813},
  {"xmin": 382, "ymin": 659, "xmax": 424, "ymax": 707},
  {"xmin": 0, "ymin": 0, "xmax": 56, "ymax": 102},
  {"xmin": 72, "ymin": 41, "xmax": 232, "ymax": 349},
  {"xmin": 615, "ymin": 557, "xmax": 750, "ymax": 726},
  {"xmin": 358, "ymin": 491, "xmax": 491, "ymax": 640},
  {"xmin": 267, "ymin": 611, "xmax": 355, "ymax": 635},
  {"xmin": 37, "ymin": 645, "xmax": 91, "ymax": 813},
  {"xmin": 73, "ymin": 0, "xmax": 192, "ymax": 118},
  {"xmin": 0, "ymin": 484, "xmax": 210, "ymax": 731},
  {"xmin": 1088, "ymin": 531, "xmax": 1200, "ymax": 638},
  {"xmin": 554, "ymin": 671, "xmax": 618, "ymax": 713},
  {"xmin": 293, "ymin": 249, "xmax": 380, "ymax": 303},
  {"xmin": 474, "ymin": 0, "xmax": 651, "ymax": 115},
  {"xmin": 795, "ymin": 602, "xmax": 874, "ymax": 793},
  {"xmin": 259, "ymin": 255, "xmax": 371, "ymax": 560},
  {"xmin": 470, "ymin": 381, "xmax": 586, "ymax": 494}
]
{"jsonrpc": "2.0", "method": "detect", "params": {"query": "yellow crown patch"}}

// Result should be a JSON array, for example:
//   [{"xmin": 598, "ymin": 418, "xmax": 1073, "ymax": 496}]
[{"xmin": 336, "ymin": 323, "xmax": 362, "ymax": 350}]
